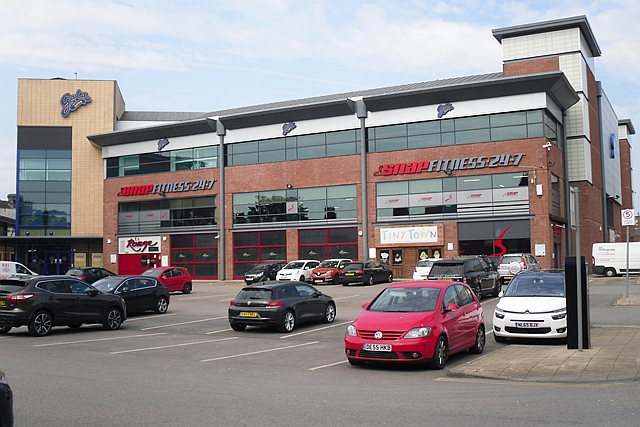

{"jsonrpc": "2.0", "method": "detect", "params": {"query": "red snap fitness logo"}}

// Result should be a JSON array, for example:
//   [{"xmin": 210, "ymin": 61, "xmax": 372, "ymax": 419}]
[{"xmin": 374, "ymin": 154, "xmax": 524, "ymax": 176}]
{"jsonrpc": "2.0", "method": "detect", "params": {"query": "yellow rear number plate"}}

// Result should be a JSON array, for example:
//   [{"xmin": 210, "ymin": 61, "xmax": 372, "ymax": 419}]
[
  {"xmin": 240, "ymin": 312, "xmax": 258, "ymax": 317},
  {"xmin": 0, "ymin": 300, "xmax": 5, "ymax": 306}
]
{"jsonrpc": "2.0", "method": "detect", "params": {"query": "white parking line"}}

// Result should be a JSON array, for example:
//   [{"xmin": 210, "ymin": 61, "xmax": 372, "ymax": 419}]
[
  {"xmin": 125, "ymin": 313, "xmax": 178, "ymax": 322},
  {"xmin": 280, "ymin": 320, "xmax": 352, "ymax": 339},
  {"xmin": 110, "ymin": 336, "xmax": 239, "ymax": 354},
  {"xmin": 206, "ymin": 329, "xmax": 233, "ymax": 335},
  {"xmin": 201, "ymin": 341, "xmax": 319, "ymax": 362},
  {"xmin": 177, "ymin": 293, "xmax": 238, "ymax": 301},
  {"xmin": 33, "ymin": 333, "xmax": 168, "ymax": 347},
  {"xmin": 308, "ymin": 360, "xmax": 349, "ymax": 371},
  {"xmin": 141, "ymin": 316, "xmax": 227, "ymax": 330},
  {"xmin": 333, "ymin": 295, "xmax": 361, "ymax": 301}
]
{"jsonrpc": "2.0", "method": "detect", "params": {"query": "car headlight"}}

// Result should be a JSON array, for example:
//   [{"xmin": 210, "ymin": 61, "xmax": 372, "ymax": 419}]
[
  {"xmin": 551, "ymin": 309, "xmax": 567, "ymax": 320},
  {"xmin": 494, "ymin": 306, "xmax": 505, "ymax": 319},
  {"xmin": 346, "ymin": 324, "xmax": 357, "ymax": 336},
  {"xmin": 404, "ymin": 327, "xmax": 432, "ymax": 339}
]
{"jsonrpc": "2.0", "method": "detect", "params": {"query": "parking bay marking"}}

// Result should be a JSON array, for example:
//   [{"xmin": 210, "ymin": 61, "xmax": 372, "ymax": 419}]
[
  {"xmin": 140, "ymin": 316, "xmax": 228, "ymax": 330},
  {"xmin": 280, "ymin": 320, "xmax": 352, "ymax": 339},
  {"xmin": 178, "ymin": 292, "xmax": 238, "ymax": 301},
  {"xmin": 308, "ymin": 360, "xmax": 349, "ymax": 371},
  {"xmin": 33, "ymin": 333, "xmax": 168, "ymax": 347},
  {"xmin": 124, "ymin": 312, "xmax": 178, "ymax": 322},
  {"xmin": 110, "ymin": 336, "xmax": 239, "ymax": 354},
  {"xmin": 201, "ymin": 341, "xmax": 319, "ymax": 362}
]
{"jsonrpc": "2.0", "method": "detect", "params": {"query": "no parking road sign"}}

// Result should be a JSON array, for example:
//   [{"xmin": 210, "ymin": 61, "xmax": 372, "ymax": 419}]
[{"xmin": 621, "ymin": 209, "xmax": 635, "ymax": 226}]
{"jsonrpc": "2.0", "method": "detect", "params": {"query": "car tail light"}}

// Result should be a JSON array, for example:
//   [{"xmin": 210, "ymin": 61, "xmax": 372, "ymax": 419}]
[
  {"xmin": 79, "ymin": 275, "xmax": 87, "ymax": 281},
  {"xmin": 7, "ymin": 293, "xmax": 35, "ymax": 301},
  {"xmin": 266, "ymin": 301, "xmax": 283, "ymax": 307},
  {"xmin": 230, "ymin": 300, "xmax": 236, "ymax": 306}
]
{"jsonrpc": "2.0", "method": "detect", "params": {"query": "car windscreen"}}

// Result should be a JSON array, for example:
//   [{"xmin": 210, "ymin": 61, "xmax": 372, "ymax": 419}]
[
  {"xmin": 368, "ymin": 287, "xmax": 441, "ymax": 312},
  {"xmin": 142, "ymin": 270, "xmax": 162, "ymax": 278},
  {"xmin": 504, "ymin": 275, "xmax": 565, "ymax": 297},
  {"xmin": 500, "ymin": 256, "xmax": 523, "ymax": 265},
  {"xmin": 429, "ymin": 264, "xmax": 464, "ymax": 276},
  {"xmin": 283, "ymin": 262, "xmax": 305, "ymax": 269},
  {"xmin": 0, "ymin": 279, "xmax": 29, "ymax": 293},
  {"xmin": 318, "ymin": 260, "xmax": 339, "ymax": 268},
  {"xmin": 92, "ymin": 278, "xmax": 124, "ymax": 292},
  {"xmin": 417, "ymin": 260, "xmax": 434, "ymax": 268},
  {"xmin": 342, "ymin": 263, "xmax": 364, "ymax": 271},
  {"xmin": 236, "ymin": 288, "xmax": 273, "ymax": 300},
  {"xmin": 250, "ymin": 264, "xmax": 271, "ymax": 271}
]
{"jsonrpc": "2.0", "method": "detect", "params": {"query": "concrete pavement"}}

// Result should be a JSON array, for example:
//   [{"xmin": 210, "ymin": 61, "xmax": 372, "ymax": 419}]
[{"xmin": 448, "ymin": 291, "xmax": 640, "ymax": 383}]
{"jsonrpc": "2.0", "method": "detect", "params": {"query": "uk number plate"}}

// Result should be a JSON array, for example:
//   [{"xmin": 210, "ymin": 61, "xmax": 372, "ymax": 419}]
[
  {"xmin": 345, "ymin": 272, "xmax": 355, "ymax": 276},
  {"xmin": 515, "ymin": 322, "xmax": 539, "ymax": 328},
  {"xmin": 363, "ymin": 343, "xmax": 392, "ymax": 352},
  {"xmin": 240, "ymin": 312, "xmax": 258, "ymax": 318},
  {"xmin": 0, "ymin": 300, "xmax": 5, "ymax": 306}
]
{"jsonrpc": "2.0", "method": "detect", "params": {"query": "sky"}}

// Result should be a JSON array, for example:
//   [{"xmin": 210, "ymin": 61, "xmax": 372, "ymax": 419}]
[{"xmin": 1, "ymin": 0, "xmax": 640, "ymax": 209}]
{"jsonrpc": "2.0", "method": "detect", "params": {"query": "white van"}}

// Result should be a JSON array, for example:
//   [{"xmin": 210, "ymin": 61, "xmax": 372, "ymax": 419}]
[
  {"xmin": 0, "ymin": 261, "xmax": 37, "ymax": 280},
  {"xmin": 592, "ymin": 242, "xmax": 640, "ymax": 277}
]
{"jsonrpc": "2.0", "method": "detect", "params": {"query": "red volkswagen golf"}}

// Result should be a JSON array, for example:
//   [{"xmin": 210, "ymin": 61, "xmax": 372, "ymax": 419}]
[{"xmin": 345, "ymin": 281, "xmax": 485, "ymax": 369}]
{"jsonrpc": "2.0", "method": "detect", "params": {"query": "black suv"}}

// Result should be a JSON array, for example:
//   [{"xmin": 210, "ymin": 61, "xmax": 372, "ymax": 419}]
[{"xmin": 427, "ymin": 257, "xmax": 501, "ymax": 300}]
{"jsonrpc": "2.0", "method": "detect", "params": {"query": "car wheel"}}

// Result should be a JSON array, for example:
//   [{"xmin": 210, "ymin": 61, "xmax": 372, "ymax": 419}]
[
  {"xmin": 0, "ymin": 326, "xmax": 12, "ymax": 334},
  {"xmin": 299, "ymin": 275, "xmax": 306, "ymax": 282},
  {"xmin": 154, "ymin": 296, "xmax": 169, "ymax": 314},
  {"xmin": 492, "ymin": 280, "xmax": 502, "ymax": 297},
  {"xmin": 469, "ymin": 325, "xmax": 485, "ymax": 354},
  {"xmin": 367, "ymin": 275, "xmax": 374, "ymax": 286},
  {"xmin": 278, "ymin": 310, "xmax": 295, "ymax": 333},
  {"xmin": 29, "ymin": 311, "xmax": 53, "ymax": 337},
  {"xmin": 604, "ymin": 268, "xmax": 616, "ymax": 278},
  {"xmin": 324, "ymin": 303, "xmax": 336, "ymax": 323},
  {"xmin": 429, "ymin": 335, "xmax": 448, "ymax": 370},
  {"xmin": 474, "ymin": 284, "xmax": 482, "ymax": 301},
  {"xmin": 494, "ymin": 334, "xmax": 507, "ymax": 343},
  {"xmin": 348, "ymin": 358, "xmax": 364, "ymax": 366},
  {"xmin": 103, "ymin": 307, "xmax": 123, "ymax": 331},
  {"xmin": 182, "ymin": 282, "xmax": 192, "ymax": 294},
  {"xmin": 230, "ymin": 322, "xmax": 246, "ymax": 331}
]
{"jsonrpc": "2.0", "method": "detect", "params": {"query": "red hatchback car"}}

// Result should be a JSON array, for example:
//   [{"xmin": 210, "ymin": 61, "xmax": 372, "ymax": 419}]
[
  {"xmin": 142, "ymin": 267, "xmax": 193, "ymax": 294},
  {"xmin": 345, "ymin": 281, "xmax": 485, "ymax": 369}
]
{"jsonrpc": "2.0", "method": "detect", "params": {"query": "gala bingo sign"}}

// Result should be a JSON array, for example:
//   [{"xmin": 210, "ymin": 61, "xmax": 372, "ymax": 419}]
[{"xmin": 118, "ymin": 236, "xmax": 161, "ymax": 254}]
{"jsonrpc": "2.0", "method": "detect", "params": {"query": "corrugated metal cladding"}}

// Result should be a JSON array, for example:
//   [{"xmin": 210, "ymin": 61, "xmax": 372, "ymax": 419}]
[{"xmin": 17, "ymin": 126, "xmax": 72, "ymax": 149}]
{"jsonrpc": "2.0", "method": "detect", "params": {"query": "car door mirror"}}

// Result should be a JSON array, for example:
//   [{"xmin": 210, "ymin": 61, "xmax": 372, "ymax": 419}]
[
  {"xmin": 313, "ymin": 291, "xmax": 322, "ymax": 298},
  {"xmin": 88, "ymin": 288, "xmax": 99, "ymax": 297},
  {"xmin": 444, "ymin": 303, "xmax": 460, "ymax": 312},
  {"xmin": 498, "ymin": 290, "xmax": 504, "ymax": 297},
  {"xmin": 161, "ymin": 275, "xmax": 167, "ymax": 280},
  {"xmin": 362, "ymin": 302, "xmax": 370, "ymax": 309}
]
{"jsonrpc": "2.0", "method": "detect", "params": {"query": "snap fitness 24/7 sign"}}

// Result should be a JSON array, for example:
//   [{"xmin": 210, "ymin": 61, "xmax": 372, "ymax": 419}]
[{"xmin": 373, "ymin": 153, "xmax": 525, "ymax": 176}]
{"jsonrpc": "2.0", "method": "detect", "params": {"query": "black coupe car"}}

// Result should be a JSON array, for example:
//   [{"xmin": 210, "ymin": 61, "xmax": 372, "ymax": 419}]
[
  {"xmin": 92, "ymin": 276, "xmax": 170, "ymax": 315},
  {"xmin": 229, "ymin": 281, "xmax": 336, "ymax": 333}
]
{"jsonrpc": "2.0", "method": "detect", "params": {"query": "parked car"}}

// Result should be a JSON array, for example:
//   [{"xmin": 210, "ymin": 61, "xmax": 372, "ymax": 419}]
[
  {"xmin": 310, "ymin": 258, "xmax": 352, "ymax": 285},
  {"xmin": 228, "ymin": 281, "xmax": 336, "ymax": 333},
  {"xmin": 345, "ymin": 280, "xmax": 485, "ymax": 368},
  {"xmin": 142, "ymin": 267, "xmax": 192, "ymax": 294},
  {"xmin": 275, "ymin": 260, "xmax": 320, "ymax": 283},
  {"xmin": 243, "ymin": 262, "xmax": 287, "ymax": 285},
  {"xmin": 65, "ymin": 267, "xmax": 117, "ymax": 284},
  {"xmin": 0, "ymin": 261, "xmax": 36, "ymax": 280},
  {"xmin": 497, "ymin": 253, "xmax": 541, "ymax": 283},
  {"xmin": 92, "ymin": 276, "xmax": 170, "ymax": 315},
  {"xmin": 0, "ymin": 370, "xmax": 13, "ymax": 427},
  {"xmin": 427, "ymin": 257, "xmax": 500, "ymax": 300},
  {"xmin": 493, "ymin": 271, "xmax": 566, "ymax": 342},
  {"xmin": 459, "ymin": 254, "xmax": 498, "ymax": 272},
  {"xmin": 340, "ymin": 261, "xmax": 393, "ymax": 286},
  {"xmin": 0, "ymin": 276, "xmax": 126, "ymax": 337},
  {"xmin": 412, "ymin": 259, "xmax": 435, "ymax": 280}
]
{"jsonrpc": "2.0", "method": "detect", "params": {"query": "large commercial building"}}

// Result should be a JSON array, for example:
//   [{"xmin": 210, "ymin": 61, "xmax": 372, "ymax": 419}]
[{"xmin": 4, "ymin": 15, "xmax": 635, "ymax": 280}]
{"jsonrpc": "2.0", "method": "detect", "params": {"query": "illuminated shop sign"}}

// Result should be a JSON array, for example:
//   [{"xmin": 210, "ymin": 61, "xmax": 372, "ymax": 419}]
[
  {"xmin": 60, "ymin": 89, "xmax": 92, "ymax": 117},
  {"xmin": 117, "ymin": 179, "xmax": 216, "ymax": 196},
  {"xmin": 380, "ymin": 226, "xmax": 438, "ymax": 244},
  {"xmin": 118, "ymin": 236, "xmax": 161, "ymax": 254},
  {"xmin": 373, "ymin": 153, "xmax": 524, "ymax": 176}
]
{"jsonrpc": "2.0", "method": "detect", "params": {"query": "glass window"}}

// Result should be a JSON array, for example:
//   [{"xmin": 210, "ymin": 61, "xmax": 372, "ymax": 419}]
[
  {"xmin": 492, "ymin": 172, "xmax": 529, "ymax": 188},
  {"xmin": 377, "ymin": 181, "xmax": 408, "ymax": 196},
  {"xmin": 455, "ymin": 129, "xmax": 490, "ymax": 145},
  {"xmin": 490, "ymin": 111, "xmax": 527, "ymax": 127},
  {"xmin": 457, "ymin": 175, "xmax": 491, "ymax": 191},
  {"xmin": 409, "ymin": 179, "xmax": 442, "ymax": 193},
  {"xmin": 455, "ymin": 116, "xmax": 489, "ymax": 131},
  {"xmin": 491, "ymin": 125, "xmax": 528, "ymax": 141}
]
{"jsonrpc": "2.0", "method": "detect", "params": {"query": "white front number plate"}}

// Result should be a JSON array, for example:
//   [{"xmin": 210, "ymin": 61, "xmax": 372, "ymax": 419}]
[
  {"xmin": 515, "ymin": 322, "xmax": 539, "ymax": 328},
  {"xmin": 363, "ymin": 343, "xmax": 392, "ymax": 352}
]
